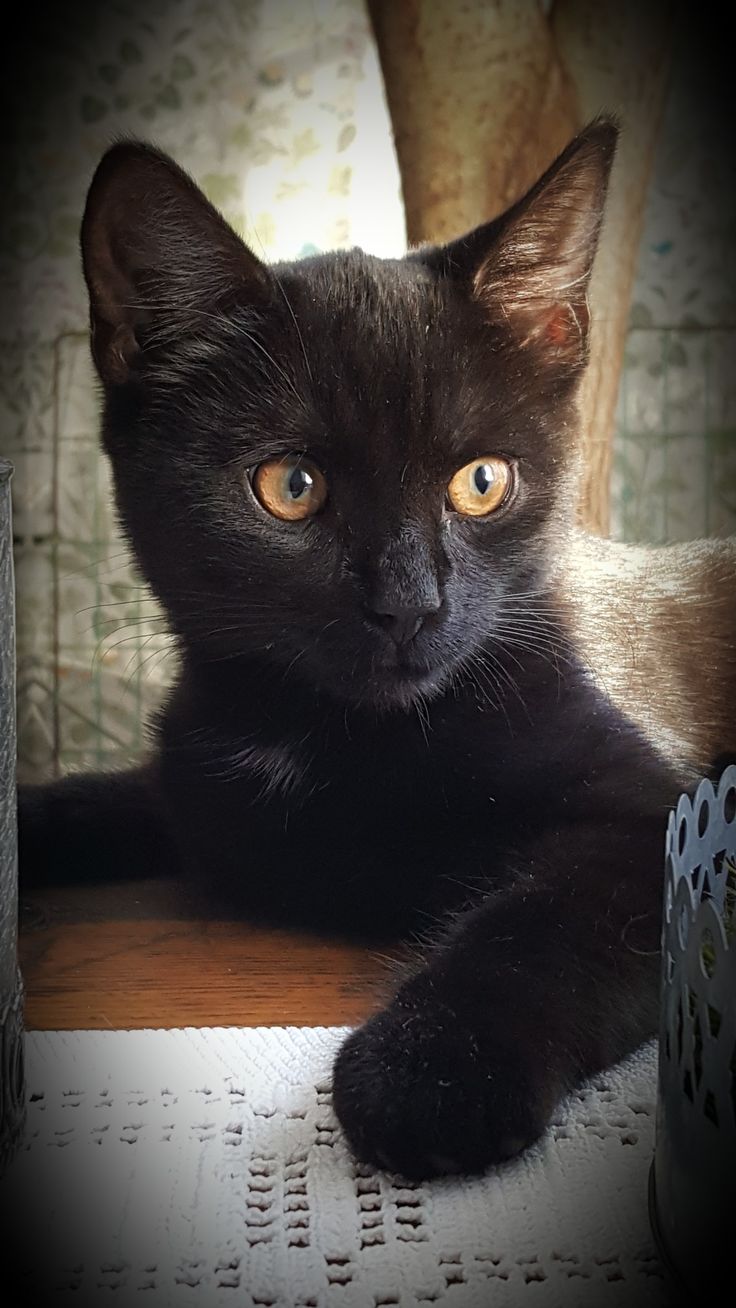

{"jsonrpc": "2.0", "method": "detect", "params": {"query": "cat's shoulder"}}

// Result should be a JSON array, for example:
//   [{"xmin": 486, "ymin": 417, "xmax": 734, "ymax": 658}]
[{"xmin": 558, "ymin": 529, "xmax": 736, "ymax": 777}]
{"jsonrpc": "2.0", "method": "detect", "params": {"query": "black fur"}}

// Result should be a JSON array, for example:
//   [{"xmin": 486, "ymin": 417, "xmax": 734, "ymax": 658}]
[{"xmin": 19, "ymin": 120, "xmax": 684, "ymax": 1180}]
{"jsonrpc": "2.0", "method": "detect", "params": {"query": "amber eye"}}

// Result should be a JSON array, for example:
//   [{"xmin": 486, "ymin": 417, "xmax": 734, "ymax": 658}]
[
  {"xmin": 446, "ymin": 456, "xmax": 513, "ymax": 517},
  {"xmin": 252, "ymin": 456, "xmax": 327, "ymax": 521}
]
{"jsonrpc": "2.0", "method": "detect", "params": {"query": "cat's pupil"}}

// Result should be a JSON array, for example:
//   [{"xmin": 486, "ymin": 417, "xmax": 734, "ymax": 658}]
[
  {"xmin": 473, "ymin": 464, "xmax": 494, "ymax": 495},
  {"xmin": 288, "ymin": 467, "xmax": 311, "ymax": 499}
]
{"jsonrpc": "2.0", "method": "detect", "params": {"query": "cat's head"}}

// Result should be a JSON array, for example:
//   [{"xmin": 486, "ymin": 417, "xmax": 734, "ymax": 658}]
[{"xmin": 81, "ymin": 120, "xmax": 616, "ymax": 709}]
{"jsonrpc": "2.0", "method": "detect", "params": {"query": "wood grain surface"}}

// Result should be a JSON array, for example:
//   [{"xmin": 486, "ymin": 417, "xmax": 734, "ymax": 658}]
[{"xmin": 19, "ymin": 879, "xmax": 395, "ymax": 1031}]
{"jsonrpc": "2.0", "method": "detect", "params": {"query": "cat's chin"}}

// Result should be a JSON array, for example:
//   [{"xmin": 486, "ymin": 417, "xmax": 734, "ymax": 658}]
[
  {"xmin": 283, "ymin": 648, "xmax": 450, "ymax": 711},
  {"xmin": 336, "ymin": 661, "xmax": 453, "ymax": 712}
]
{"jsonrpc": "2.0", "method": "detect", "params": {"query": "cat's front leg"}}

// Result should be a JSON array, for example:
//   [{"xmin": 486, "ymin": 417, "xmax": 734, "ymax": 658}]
[
  {"xmin": 18, "ymin": 763, "xmax": 176, "ymax": 887},
  {"xmin": 332, "ymin": 811, "xmax": 665, "ymax": 1180}
]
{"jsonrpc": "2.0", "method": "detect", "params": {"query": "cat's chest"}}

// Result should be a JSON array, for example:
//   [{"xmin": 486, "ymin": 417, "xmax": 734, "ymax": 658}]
[
  {"xmin": 163, "ymin": 676, "xmax": 541, "ymax": 836},
  {"xmin": 160, "ymin": 692, "xmax": 515, "ymax": 929},
  {"xmin": 158, "ymin": 663, "xmax": 595, "ymax": 931}
]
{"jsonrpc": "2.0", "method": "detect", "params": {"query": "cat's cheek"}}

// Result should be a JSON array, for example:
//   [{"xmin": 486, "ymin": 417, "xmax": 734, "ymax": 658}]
[{"xmin": 331, "ymin": 996, "xmax": 549, "ymax": 1181}]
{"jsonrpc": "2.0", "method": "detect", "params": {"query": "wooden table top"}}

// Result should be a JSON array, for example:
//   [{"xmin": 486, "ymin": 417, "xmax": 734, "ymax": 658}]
[{"xmin": 19, "ymin": 878, "xmax": 396, "ymax": 1031}]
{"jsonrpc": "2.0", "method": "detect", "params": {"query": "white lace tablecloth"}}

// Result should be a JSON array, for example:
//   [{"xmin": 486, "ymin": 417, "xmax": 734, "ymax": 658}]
[{"xmin": 1, "ymin": 1028, "xmax": 669, "ymax": 1307}]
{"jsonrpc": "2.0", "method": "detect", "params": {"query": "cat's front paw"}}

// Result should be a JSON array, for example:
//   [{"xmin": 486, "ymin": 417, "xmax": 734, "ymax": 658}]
[{"xmin": 332, "ymin": 996, "xmax": 548, "ymax": 1180}]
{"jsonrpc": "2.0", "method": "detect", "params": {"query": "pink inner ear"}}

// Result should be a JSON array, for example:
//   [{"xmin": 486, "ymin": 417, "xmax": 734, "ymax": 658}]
[
  {"xmin": 544, "ymin": 305, "xmax": 572, "ymax": 346},
  {"xmin": 539, "ymin": 299, "xmax": 590, "ymax": 353}
]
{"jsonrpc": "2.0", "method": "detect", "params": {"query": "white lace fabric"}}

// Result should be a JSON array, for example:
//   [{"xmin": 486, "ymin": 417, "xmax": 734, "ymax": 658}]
[{"xmin": 2, "ymin": 1028, "xmax": 667, "ymax": 1306}]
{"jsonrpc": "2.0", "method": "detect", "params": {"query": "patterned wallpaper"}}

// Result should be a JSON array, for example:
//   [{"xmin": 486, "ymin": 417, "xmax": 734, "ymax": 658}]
[
  {"xmin": 610, "ymin": 22, "xmax": 736, "ymax": 541},
  {"xmin": 1, "ymin": 2, "xmax": 734, "ymax": 777}
]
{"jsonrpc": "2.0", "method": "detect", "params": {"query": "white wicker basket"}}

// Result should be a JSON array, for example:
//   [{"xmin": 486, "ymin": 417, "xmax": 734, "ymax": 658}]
[{"xmin": 650, "ymin": 763, "xmax": 736, "ymax": 1297}]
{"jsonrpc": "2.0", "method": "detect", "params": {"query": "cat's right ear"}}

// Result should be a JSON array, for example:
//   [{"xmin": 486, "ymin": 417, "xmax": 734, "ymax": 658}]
[
  {"xmin": 81, "ymin": 142, "xmax": 271, "ymax": 385},
  {"xmin": 415, "ymin": 119, "xmax": 617, "ymax": 372}
]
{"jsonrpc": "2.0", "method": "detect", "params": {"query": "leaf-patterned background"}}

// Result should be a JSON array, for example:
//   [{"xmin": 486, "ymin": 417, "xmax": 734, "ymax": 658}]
[{"xmin": 1, "ymin": 1, "xmax": 734, "ymax": 779}]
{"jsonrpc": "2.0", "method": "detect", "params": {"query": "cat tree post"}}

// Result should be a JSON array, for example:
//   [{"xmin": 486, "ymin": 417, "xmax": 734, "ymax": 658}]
[{"xmin": 369, "ymin": 0, "xmax": 673, "ymax": 536}]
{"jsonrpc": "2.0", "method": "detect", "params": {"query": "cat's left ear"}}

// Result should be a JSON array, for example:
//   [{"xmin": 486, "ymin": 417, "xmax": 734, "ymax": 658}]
[
  {"xmin": 423, "ymin": 118, "xmax": 617, "ymax": 368},
  {"xmin": 81, "ymin": 141, "xmax": 272, "ymax": 385}
]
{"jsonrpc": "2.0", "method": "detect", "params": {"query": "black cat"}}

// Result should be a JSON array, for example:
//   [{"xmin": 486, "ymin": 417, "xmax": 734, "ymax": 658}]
[{"xmin": 20, "ymin": 119, "xmax": 684, "ymax": 1180}]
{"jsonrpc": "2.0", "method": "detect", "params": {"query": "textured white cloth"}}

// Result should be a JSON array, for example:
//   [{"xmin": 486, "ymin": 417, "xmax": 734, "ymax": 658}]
[{"xmin": 2, "ymin": 1028, "xmax": 668, "ymax": 1307}]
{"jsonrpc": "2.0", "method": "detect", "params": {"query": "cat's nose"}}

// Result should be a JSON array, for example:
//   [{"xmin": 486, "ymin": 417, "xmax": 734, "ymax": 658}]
[{"xmin": 365, "ymin": 600, "xmax": 440, "ymax": 647}]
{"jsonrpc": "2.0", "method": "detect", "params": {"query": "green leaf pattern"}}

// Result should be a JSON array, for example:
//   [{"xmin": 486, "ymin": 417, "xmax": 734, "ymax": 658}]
[{"xmin": 611, "ymin": 32, "xmax": 736, "ymax": 542}]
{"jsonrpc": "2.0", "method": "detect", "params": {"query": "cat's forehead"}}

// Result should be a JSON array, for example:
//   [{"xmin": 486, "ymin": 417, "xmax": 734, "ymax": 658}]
[
  {"xmin": 277, "ymin": 248, "xmax": 450, "ymax": 331},
  {"xmin": 259, "ymin": 249, "xmax": 502, "ymax": 468},
  {"xmin": 270, "ymin": 246, "xmax": 484, "ymax": 417}
]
